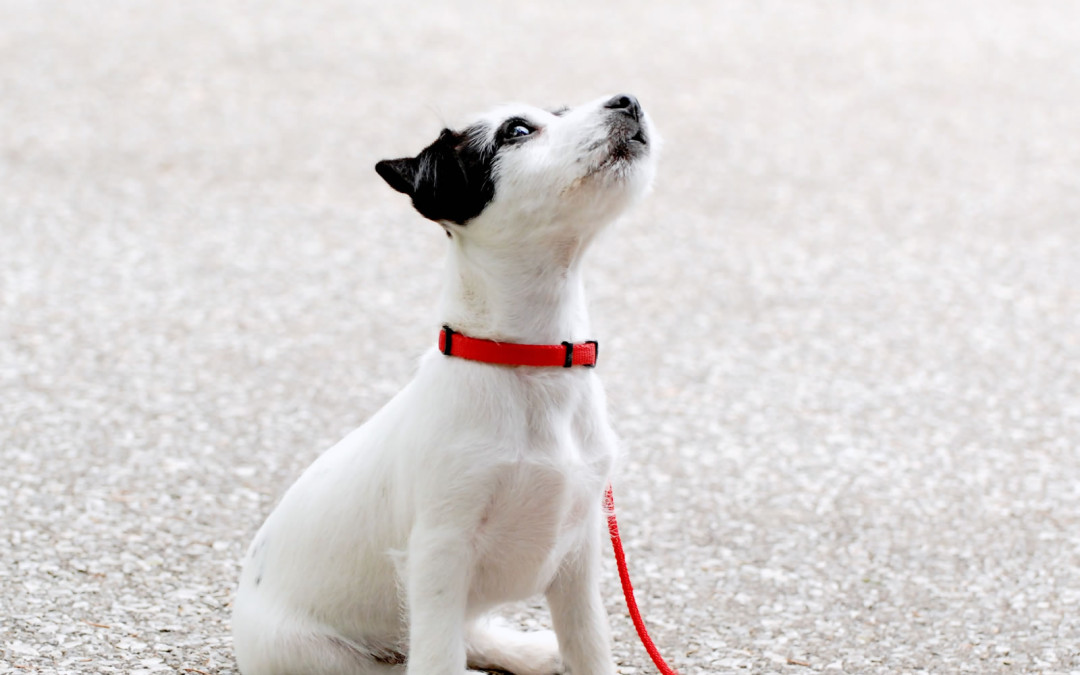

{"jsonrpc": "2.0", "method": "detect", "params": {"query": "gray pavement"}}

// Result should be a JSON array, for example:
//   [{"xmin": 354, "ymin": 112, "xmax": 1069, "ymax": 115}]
[{"xmin": 3, "ymin": 1, "xmax": 1080, "ymax": 673}]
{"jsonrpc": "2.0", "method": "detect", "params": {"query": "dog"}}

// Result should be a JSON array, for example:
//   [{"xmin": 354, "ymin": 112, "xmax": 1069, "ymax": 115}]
[{"xmin": 232, "ymin": 93, "xmax": 658, "ymax": 675}]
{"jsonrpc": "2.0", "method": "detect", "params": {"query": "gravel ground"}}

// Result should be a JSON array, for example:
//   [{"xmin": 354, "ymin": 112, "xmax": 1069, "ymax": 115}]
[{"xmin": 3, "ymin": 1, "xmax": 1080, "ymax": 673}]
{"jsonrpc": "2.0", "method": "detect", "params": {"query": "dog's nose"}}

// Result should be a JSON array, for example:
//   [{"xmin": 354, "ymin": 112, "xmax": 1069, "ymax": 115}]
[{"xmin": 604, "ymin": 93, "xmax": 642, "ymax": 121}]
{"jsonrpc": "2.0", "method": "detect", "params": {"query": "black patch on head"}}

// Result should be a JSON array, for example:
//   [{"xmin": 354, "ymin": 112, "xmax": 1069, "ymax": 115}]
[{"xmin": 375, "ymin": 126, "xmax": 496, "ymax": 225}]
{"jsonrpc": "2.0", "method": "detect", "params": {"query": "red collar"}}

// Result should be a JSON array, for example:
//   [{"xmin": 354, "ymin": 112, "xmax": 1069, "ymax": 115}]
[{"xmin": 439, "ymin": 326, "xmax": 598, "ymax": 368}]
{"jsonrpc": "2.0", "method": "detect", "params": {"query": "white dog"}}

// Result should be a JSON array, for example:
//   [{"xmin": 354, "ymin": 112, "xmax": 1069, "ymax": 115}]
[{"xmin": 232, "ymin": 94, "xmax": 658, "ymax": 675}]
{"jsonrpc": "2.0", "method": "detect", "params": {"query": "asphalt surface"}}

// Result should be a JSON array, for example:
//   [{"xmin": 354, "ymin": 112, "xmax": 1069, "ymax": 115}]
[{"xmin": 2, "ymin": 1, "xmax": 1080, "ymax": 673}]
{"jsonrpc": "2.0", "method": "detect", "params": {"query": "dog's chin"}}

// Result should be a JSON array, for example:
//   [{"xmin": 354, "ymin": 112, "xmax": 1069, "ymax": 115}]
[
  {"xmin": 606, "ymin": 142, "xmax": 646, "ymax": 167},
  {"xmin": 605, "ymin": 125, "xmax": 649, "ymax": 163},
  {"xmin": 563, "ymin": 148, "xmax": 654, "ymax": 226},
  {"xmin": 585, "ymin": 130, "xmax": 656, "ymax": 195}
]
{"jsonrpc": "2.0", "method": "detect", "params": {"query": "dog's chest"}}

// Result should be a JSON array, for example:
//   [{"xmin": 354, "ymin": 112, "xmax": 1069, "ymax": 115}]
[
  {"xmin": 467, "ymin": 380, "xmax": 611, "ymax": 604},
  {"xmin": 468, "ymin": 460, "xmax": 598, "ymax": 605}
]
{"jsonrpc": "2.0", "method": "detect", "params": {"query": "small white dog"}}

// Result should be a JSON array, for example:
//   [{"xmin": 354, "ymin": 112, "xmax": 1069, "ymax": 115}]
[{"xmin": 232, "ymin": 94, "xmax": 659, "ymax": 675}]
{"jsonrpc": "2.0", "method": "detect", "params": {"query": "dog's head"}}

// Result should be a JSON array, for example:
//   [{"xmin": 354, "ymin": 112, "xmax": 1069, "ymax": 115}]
[{"xmin": 376, "ymin": 94, "xmax": 658, "ymax": 241}]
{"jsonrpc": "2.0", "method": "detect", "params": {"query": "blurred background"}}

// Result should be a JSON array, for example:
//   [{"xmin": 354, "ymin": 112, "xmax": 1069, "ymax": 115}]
[{"xmin": 2, "ymin": 1, "xmax": 1079, "ymax": 673}]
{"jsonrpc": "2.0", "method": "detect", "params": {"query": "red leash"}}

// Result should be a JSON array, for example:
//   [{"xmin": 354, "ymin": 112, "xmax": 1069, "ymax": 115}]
[{"xmin": 605, "ymin": 486, "xmax": 680, "ymax": 675}]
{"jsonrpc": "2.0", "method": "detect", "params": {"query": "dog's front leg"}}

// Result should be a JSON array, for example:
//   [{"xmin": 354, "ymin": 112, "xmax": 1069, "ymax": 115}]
[
  {"xmin": 546, "ymin": 510, "xmax": 616, "ymax": 675},
  {"xmin": 406, "ymin": 522, "xmax": 473, "ymax": 675}
]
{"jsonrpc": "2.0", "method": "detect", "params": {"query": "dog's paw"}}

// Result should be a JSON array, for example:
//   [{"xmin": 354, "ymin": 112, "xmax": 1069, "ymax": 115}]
[{"xmin": 467, "ymin": 621, "xmax": 563, "ymax": 675}]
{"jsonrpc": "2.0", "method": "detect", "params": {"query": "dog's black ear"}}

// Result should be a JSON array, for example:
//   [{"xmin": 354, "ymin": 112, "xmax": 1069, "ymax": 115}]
[
  {"xmin": 375, "ymin": 127, "xmax": 495, "ymax": 225},
  {"xmin": 375, "ymin": 158, "xmax": 419, "ymax": 196}
]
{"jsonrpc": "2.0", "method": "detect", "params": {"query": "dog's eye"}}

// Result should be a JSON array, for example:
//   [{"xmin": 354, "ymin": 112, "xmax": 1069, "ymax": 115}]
[{"xmin": 501, "ymin": 120, "xmax": 536, "ymax": 141}]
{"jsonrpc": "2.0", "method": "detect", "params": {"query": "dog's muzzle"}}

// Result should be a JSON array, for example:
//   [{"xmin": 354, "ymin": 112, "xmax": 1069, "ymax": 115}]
[{"xmin": 604, "ymin": 93, "xmax": 649, "ymax": 155}]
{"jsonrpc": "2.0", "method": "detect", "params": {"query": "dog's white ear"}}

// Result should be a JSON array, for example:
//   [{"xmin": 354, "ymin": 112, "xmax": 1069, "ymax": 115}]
[{"xmin": 375, "ymin": 158, "xmax": 418, "ymax": 196}]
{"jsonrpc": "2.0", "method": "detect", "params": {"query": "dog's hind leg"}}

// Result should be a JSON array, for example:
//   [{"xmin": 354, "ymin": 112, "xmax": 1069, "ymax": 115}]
[
  {"xmin": 233, "ymin": 591, "xmax": 404, "ymax": 675},
  {"xmin": 236, "ymin": 627, "xmax": 405, "ymax": 675},
  {"xmin": 465, "ymin": 616, "xmax": 564, "ymax": 675}
]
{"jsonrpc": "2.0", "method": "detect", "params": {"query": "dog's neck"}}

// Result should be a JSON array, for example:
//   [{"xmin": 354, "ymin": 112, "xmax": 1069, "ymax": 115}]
[{"xmin": 438, "ymin": 235, "xmax": 593, "ymax": 345}]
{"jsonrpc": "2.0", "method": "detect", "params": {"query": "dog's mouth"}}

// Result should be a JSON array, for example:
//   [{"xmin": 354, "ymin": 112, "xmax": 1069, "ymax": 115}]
[
  {"xmin": 612, "ymin": 121, "xmax": 648, "ymax": 146},
  {"xmin": 605, "ymin": 123, "xmax": 649, "ymax": 163}
]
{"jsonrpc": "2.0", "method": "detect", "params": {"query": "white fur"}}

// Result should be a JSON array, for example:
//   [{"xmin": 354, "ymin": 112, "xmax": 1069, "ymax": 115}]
[{"xmin": 232, "ymin": 95, "xmax": 658, "ymax": 675}]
